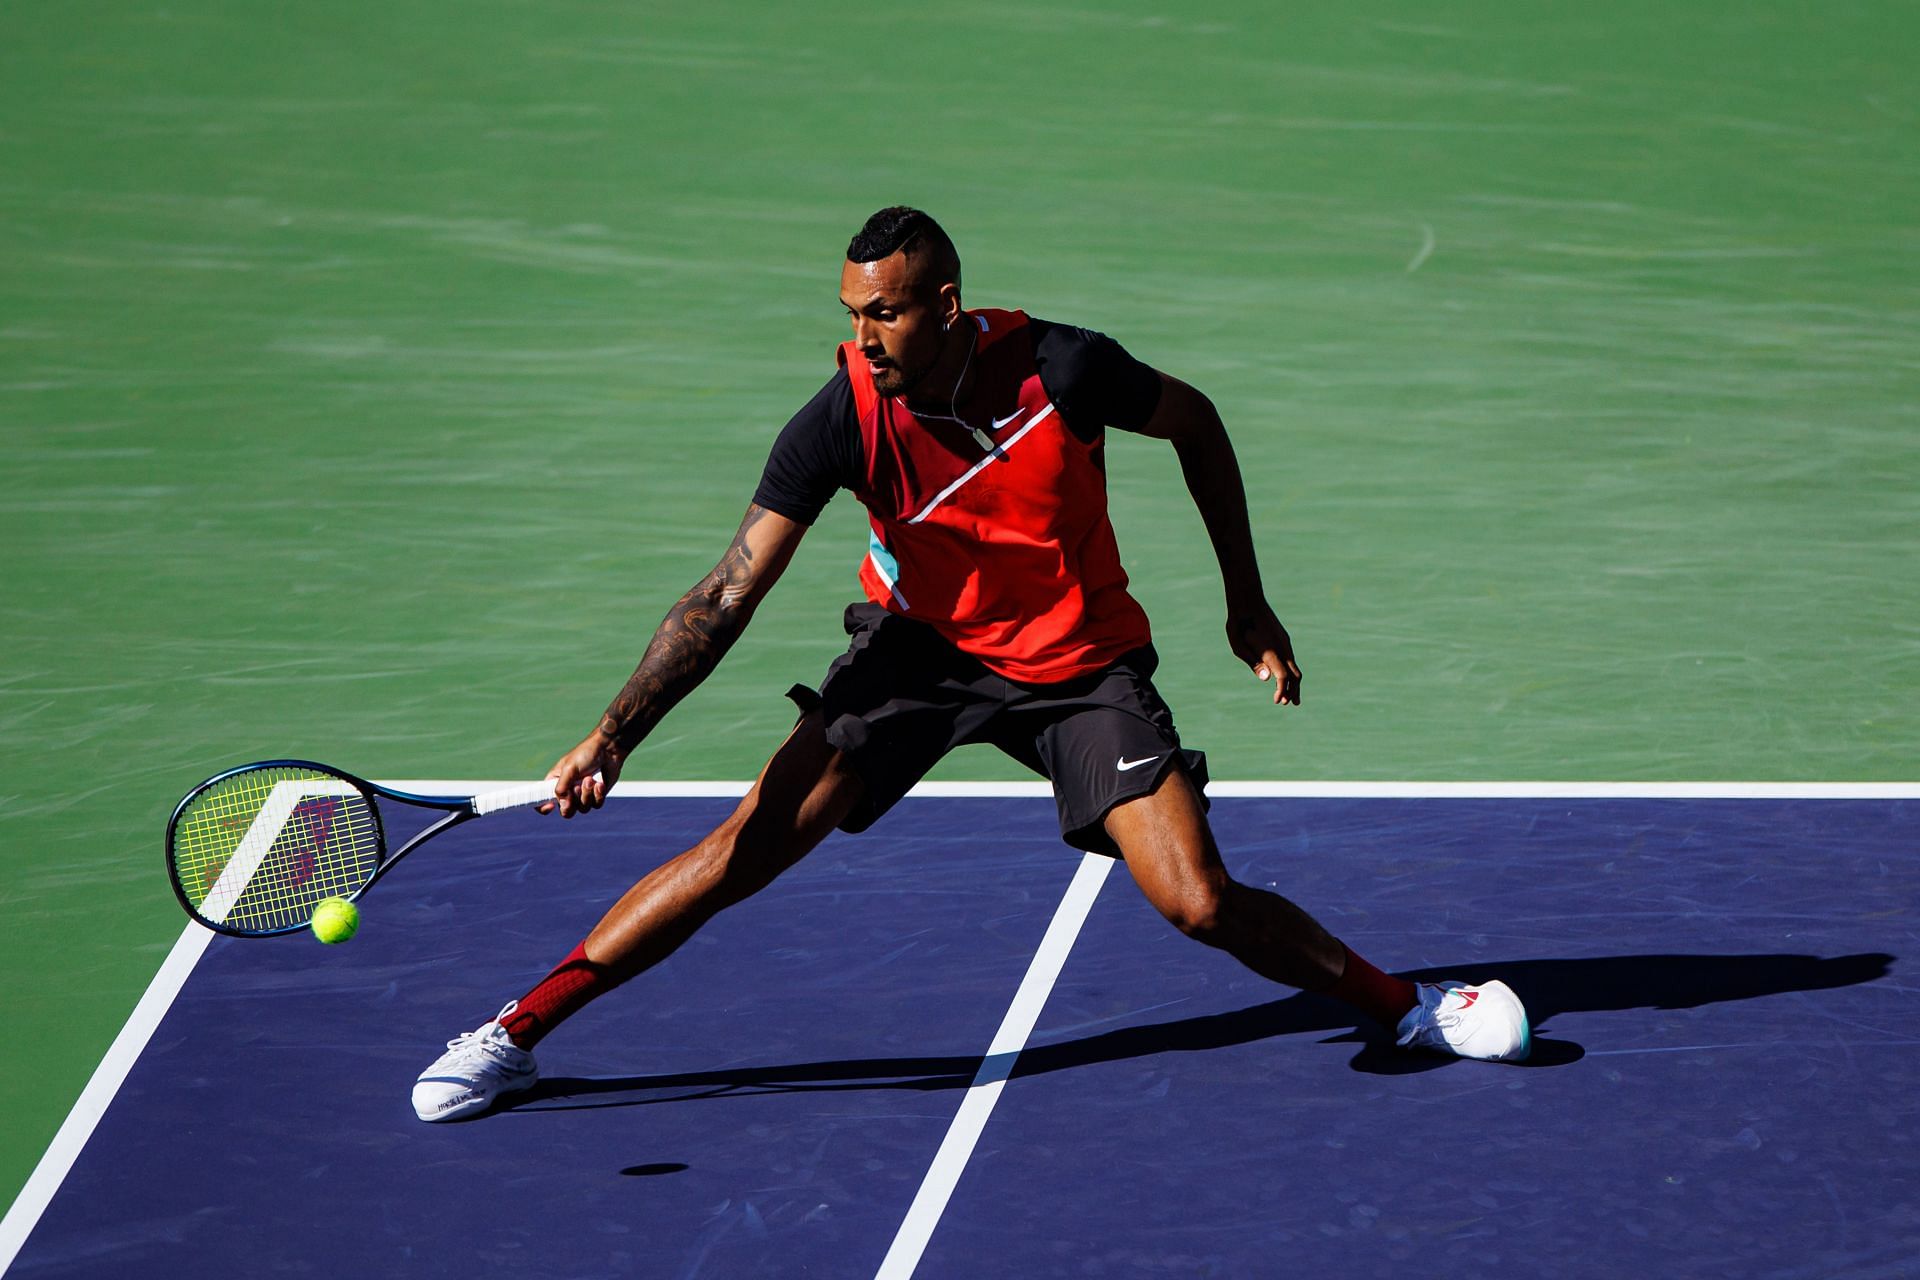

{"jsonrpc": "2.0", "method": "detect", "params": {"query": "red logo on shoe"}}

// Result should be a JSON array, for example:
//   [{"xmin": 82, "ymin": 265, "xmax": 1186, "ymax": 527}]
[{"xmin": 1454, "ymin": 989, "xmax": 1480, "ymax": 1009}]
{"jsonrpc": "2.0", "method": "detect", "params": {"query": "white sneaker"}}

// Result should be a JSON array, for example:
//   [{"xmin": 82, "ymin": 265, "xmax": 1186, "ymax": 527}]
[
  {"xmin": 412, "ymin": 1002, "xmax": 539, "ymax": 1122},
  {"xmin": 1395, "ymin": 980, "xmax": 1531, "ymax": 1062}
]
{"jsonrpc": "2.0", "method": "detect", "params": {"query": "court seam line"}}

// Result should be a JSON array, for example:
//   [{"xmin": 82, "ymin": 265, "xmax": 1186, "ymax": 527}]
[
  {"xmin": 6, "ymin": 778, "xmax": 1914, "ymax": 1269},
  {"xmin": 873, "ymin": 850, "xmax": 1114, "ymax": 1280}
]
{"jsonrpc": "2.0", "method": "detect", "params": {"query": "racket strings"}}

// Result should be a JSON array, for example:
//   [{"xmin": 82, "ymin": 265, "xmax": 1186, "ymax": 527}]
[{"xmin": 170, "ymin": 766, "xmax": 382, "ymax": 933}]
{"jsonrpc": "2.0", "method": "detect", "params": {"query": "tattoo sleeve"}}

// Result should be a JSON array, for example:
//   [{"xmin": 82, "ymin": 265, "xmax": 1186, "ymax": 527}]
[{"xmin": 595, "ymin": 506, "xmax": 773, "ymax": 753}]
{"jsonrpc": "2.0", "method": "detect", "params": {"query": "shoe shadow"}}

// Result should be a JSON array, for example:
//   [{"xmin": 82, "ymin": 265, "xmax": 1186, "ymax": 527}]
[{"xmin": 499, "ymin": 951, "xmax": 1892, "ymax": 1112}]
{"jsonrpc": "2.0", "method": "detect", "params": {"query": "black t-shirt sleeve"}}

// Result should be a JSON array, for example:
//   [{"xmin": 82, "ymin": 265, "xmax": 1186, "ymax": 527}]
[
  {"xmin": 1030, "ymin": 318, "xmax": 1164, "ymax": 443},
  {"xmin": 752, "ymin": 368, "xmax": 861, "ymax": 526}
]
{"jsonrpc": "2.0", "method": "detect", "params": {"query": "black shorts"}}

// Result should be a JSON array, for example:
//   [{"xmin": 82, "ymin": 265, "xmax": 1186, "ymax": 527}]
[{"xmin": 786, "ymin": 603, "xmax": 1209, "ymax": 856}]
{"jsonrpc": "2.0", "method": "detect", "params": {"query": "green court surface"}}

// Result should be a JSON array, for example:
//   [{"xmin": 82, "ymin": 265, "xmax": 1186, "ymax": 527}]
[{"xmin": 2, "ymin": 0, "xmax": 1915, "ymax": 1217}]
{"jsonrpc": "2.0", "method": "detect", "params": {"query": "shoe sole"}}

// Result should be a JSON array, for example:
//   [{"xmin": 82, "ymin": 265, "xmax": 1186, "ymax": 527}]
[{"xmin": 413, "ymin": 1070, "xmax": 538, "ymax": 1123}]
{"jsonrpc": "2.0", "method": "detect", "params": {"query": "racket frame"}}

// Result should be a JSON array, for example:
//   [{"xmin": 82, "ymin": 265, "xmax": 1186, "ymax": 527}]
[{"xmin": 165, "ymin": 759, "xmax": 494, "ymax": 938}]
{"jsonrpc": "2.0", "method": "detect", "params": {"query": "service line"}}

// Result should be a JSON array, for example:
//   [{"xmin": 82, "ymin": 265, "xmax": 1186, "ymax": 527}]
[{"xmin": 874, "ymin": 851, "xmax": 1113, "ymax": 1280}]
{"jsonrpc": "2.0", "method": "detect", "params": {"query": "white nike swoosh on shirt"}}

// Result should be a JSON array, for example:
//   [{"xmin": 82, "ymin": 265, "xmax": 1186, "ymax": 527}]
[
  {"xmin": 1116, "ymin": 755, "xmax": 1161, "ymax": 771},
  {"xmin": 991, "ymin": 408, "xmax": 1025, "ymax": 432}
]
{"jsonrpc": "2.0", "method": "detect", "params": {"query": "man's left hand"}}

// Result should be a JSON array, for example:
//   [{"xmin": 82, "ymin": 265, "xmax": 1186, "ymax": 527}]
[{"xmin": 1226, "ymin": 605, "xmax": 1302, "ymax": 706}]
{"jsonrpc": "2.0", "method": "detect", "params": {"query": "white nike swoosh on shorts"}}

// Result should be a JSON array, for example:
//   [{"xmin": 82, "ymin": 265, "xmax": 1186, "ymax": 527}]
[{"xmin": 1116, "ymin": 755, "xmax": 1161, "ymax": 771}]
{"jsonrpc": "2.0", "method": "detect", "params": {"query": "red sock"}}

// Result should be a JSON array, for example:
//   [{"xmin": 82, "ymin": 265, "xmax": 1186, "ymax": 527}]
[
  {"xmin": 499, "ymin": 941, "xmax": 616, "ymax": 1050},
  {"xmin": 1319, "ymin": 942, "xmax": 1419, "ymax": 1028}
]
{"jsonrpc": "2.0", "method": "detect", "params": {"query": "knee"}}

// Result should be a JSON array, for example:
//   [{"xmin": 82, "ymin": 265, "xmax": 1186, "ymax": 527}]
[{"xmin": 1157, "ymin": 882, "xmax": 1227, "ymax": 944}]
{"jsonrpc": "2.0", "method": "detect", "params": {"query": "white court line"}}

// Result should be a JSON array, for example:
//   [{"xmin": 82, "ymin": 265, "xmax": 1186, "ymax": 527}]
[
  {"xmin": 5, "ymin": 778, "xmax": 1914, "ymax": 1275},
  {"xmin": 0, "ymin": 777, "xmax": 355, "ymax": 1276},
  {"xmin": 390, "ymin": 779, "xmax": 1920, "ymax": 801},
  {"xmin": 902, "ymin": 782, "xmax": 1920, "ymax": 802},
  {"xmin": 200, "ymin": 778, "xmax": 358, "ymax": 924},
  {"xmin": 873, "ymin": 851, "xmax": 1114, "ymax": 1280},
  {"xmin": 0, "ymin": 923, "xmax": 214, "ymax": 1277},
  {"xmin": 1197, "ymin": 780, "xmax": 1920, "ymax": 800}
]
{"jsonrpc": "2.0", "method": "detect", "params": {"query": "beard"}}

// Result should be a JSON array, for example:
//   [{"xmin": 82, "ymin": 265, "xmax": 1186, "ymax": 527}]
[{"xmin": 868, "ymin": 353, "xmax": 933, "ymax": 399}]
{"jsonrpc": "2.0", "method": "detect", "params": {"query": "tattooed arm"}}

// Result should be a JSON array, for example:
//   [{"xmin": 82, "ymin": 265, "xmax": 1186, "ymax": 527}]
[{"xmin": 544, "ymin": 504, "xmax": 808, "ymax": 817}]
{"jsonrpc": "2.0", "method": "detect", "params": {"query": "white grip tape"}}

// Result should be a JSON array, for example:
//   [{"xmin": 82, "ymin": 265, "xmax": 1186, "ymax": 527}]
[
  {"xmin": 471, "ymin": 772, "xmax": 607, "ymax": 816},
  {"xmin": 471, "ymin": 779, "xmax": 560, "ymax": 816}
]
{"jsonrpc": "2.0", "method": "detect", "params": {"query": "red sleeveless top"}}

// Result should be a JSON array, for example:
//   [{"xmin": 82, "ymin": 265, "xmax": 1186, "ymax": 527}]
[{"xmin": 839, "ymin": 308, "xmax": 1151, "ymax": 683}]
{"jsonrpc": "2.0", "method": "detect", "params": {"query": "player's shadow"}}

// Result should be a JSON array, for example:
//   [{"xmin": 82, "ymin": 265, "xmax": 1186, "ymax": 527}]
[{"xmin": 503, "ymin": 951, "xmax": 1892, "ymax": 1113}]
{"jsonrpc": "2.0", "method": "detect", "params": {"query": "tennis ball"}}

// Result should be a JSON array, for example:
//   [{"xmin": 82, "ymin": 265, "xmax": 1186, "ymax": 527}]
[{"xmin": 311, "ymin": 896, "xmax": 359, "ymax": 944}]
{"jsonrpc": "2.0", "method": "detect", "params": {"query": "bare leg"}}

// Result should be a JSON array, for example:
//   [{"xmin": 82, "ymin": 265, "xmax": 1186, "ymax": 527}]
[
  {"xmin": 582, "ymin": 710, "xmax": 865, "ymax": 980},
  {"xmin": 1103, "ymin": 767, "xmax": 1344, "ymax": 990},
  {"xmin": 413, "ymin": 714, "xmax": 868, "ymax": 1117}
]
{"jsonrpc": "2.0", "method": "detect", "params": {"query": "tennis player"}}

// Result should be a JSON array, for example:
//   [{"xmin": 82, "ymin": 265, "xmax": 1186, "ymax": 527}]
[{"xmin": 412, "ymin": 208, "xmax": 1530, "ymax": 1121}]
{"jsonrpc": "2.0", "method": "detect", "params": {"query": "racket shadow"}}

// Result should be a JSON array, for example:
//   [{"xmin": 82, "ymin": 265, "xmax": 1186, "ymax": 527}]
[{"xmin": 495, "ymin": 951, "xmax": 1892, "ymax": 1112}]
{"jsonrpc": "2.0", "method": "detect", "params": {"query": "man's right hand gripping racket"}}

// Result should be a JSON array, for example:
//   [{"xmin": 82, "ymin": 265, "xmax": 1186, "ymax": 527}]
[{"xmin": 165, "ymin": 760, "xmax": 579, "ymax": 938}]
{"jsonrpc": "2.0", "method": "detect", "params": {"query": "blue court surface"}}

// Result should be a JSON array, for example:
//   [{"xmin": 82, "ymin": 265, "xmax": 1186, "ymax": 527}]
[{"xmin": 3, "ymin": 788, "xmax": 1915, "ymax": 1279}]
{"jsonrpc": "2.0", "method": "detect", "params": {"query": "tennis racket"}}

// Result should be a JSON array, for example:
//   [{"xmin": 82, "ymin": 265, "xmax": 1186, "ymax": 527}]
[{"xmin": 165, "ymin": 759, "xmax": 573, "ymax": 938}]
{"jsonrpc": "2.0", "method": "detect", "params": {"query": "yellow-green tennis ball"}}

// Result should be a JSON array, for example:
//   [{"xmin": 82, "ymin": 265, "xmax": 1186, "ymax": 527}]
[{"xmin": 311, "ymin": 896, "xmax": 359, "ymax": 944}]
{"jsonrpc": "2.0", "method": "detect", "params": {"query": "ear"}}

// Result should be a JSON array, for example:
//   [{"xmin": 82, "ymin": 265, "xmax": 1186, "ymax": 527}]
[{"xmin": 936, "ymin": 282, "xmax": 964, "ymax": 330}]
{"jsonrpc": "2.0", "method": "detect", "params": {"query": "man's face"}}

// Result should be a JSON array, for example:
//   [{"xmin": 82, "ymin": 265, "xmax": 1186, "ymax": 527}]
[{"xmin": 840, "ymin": 252, "xmax": 949, "ymax": 398}]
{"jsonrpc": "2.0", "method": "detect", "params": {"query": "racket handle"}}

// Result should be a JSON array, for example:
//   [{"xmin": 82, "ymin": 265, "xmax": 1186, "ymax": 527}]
[{"xmin": 472, "ymin": 773, "xmax": 604, "ymax": 816}]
